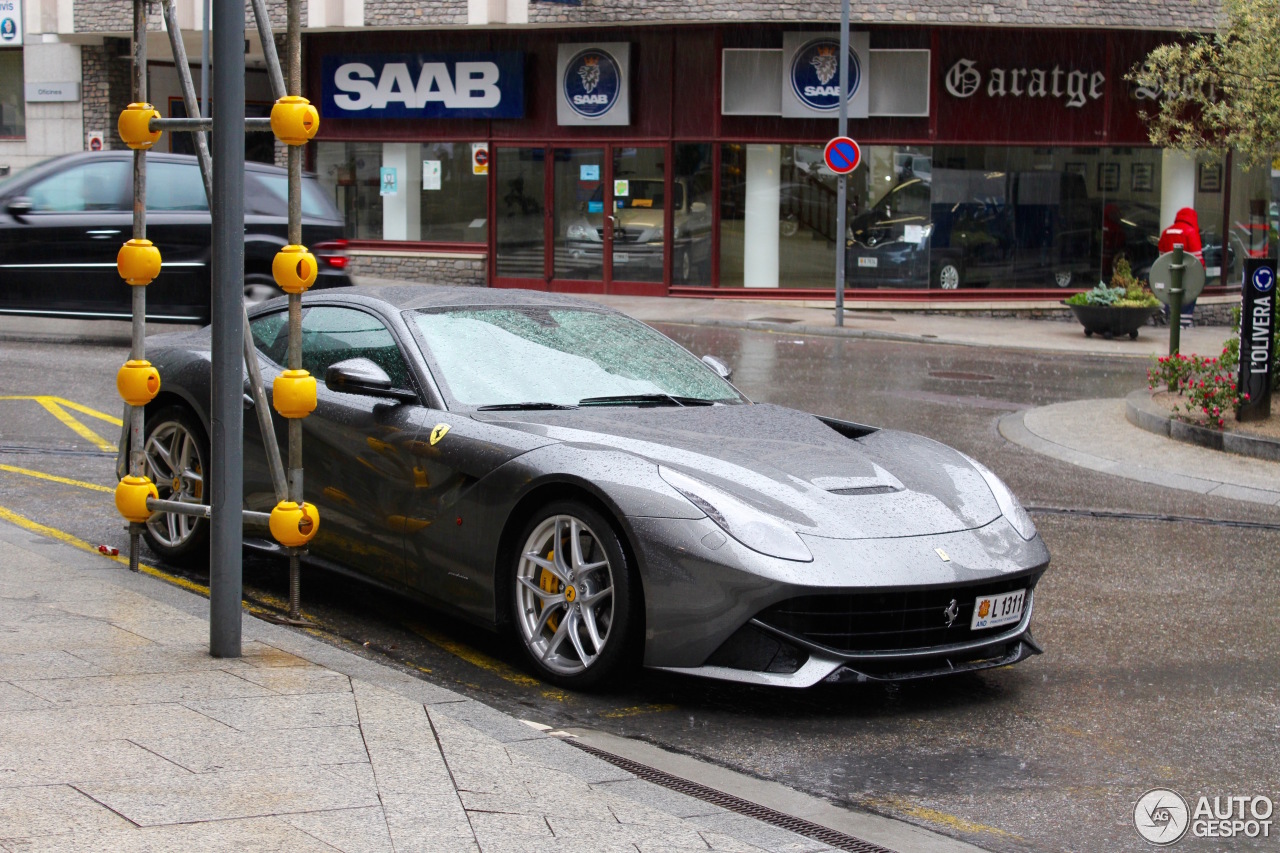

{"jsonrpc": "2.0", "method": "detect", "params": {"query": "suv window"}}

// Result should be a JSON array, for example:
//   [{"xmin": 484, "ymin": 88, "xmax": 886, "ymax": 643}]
[
  {"xmin": 299, "ymin": 307, "xmax": 412, "ymax": 390},
  {"xmin": 147, "ymin": 161, "xmax": 209, "ymax": 211},
  {"xmin": 27, "ymin": 161, "xmax": 129, "ymax": 212}
]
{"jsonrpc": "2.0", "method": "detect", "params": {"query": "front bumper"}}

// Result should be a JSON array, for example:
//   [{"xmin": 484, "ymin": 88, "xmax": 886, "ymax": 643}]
[{"xmin": 627, "ymin": 514, "xmax": 1049, "ymax": 687}]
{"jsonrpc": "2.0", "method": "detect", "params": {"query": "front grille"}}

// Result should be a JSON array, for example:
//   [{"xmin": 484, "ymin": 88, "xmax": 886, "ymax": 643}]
[{"xmin": 757, "ymin": 572, "xmax": 1039, "ymax": 655}]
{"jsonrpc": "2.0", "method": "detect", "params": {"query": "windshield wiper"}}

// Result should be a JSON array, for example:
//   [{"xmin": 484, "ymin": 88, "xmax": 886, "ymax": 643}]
[
  {"xmin": 475, "ymin": 402, "xmax": 579, "ymax": 411},
  {"xmin": 577, "ymin": 393, "xmax": 717, "ymax": 407}
]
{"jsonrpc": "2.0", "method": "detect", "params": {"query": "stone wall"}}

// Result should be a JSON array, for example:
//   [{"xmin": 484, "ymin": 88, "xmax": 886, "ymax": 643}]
[
  {"xmin": 526, "ymin": 0, "xmax": 1221, "ymax": 28},
  {"xmin": 75, "ymin": 0, "xmax": 163, "ymax": 34},
  {"xmin": 349, "ymin": 252, "xmax": 487, "ymax": 286},
  {"xmin": 364, "ymin": 0, "xmax": 466, "ymax": 28},
  {"xmin": 80, "ymin": 39, "xmax": 132, "ymax": 150}
]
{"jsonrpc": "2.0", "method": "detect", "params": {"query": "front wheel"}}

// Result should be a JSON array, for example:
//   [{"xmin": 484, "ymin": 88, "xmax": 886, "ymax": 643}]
[
  {"xmin": 141, "ymin": 406, "xmax": 209, "ymax": 565},
  {"xmin": 510, "ymin": 501, "xmax": 635, "ymax": 689}
]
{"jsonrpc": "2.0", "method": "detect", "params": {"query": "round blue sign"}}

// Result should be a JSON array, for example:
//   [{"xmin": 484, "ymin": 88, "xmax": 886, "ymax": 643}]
[
  {"xmin": 564, "ymin": 49, "xmax": 622, "ymax": 119},
  {"xmin": 0, "ymin": 17, "xmax": 16, "ymax": 41},
  {"xmin": 1252, "ymin": 266, "xmax": 1275, "ymax": 294},
  {"xmin": 790, "ymin": 39, "xmax": 859, "ymax": 112}
]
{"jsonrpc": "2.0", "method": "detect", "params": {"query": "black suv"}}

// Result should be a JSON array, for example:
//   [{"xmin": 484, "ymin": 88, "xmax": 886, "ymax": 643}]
[{"xmin": 0, "ymin": 152, "xmax": 351, "ymax": 322}]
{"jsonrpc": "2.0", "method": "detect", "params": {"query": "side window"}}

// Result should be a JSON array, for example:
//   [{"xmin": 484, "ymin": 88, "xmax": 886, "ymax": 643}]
[
  {"xmin": 300, "ymin": 306, "xmax": 412, "ymax": 390},
  {"xmin": 249, "ymin": 310, "xmax": 289, "ymax": 366},
  {"xmin": 27, "ymin": 161, "xmax": 130, "ymax": 212},
  {"xmin": 147, "ymin": 161, "xmax": 209, "ymax": 211}
]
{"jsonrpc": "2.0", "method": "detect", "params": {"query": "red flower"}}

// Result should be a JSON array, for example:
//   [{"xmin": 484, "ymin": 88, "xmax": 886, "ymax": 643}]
[{"xmin": 1218, "ymin": 418, "xmax": 1225, "ymax": 427}]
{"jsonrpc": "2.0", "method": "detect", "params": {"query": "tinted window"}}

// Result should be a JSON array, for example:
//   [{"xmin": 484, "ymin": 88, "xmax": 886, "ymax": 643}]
[
  {"xmin": 147, "ymin": 161, "xmax": 208, "ymax": 211},
  {"xmin": 27, "ymin": 161, "xmax": 129, "ymax": 212},
  {"xmin": 248, "ymin": 173, "xmax": 337, "ymax": 219},
  {"xmin": 250, "ymin": 310, "xmax": 289, "ymax": 365},
  {"xmin": 412, "ymin": 307, "xmax": 740, "ymax": 407},
  {"xmin": 300, "ymin": 307, "xmax": 411, "ymax": 389}
]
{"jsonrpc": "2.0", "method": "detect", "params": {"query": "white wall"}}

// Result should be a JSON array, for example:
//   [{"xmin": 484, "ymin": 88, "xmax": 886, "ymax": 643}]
[{"xmin": 0, "ymin": 41, "xmax": 83, "ymax": 176}]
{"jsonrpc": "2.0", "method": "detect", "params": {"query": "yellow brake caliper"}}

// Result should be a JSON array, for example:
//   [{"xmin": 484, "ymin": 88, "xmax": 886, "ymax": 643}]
[{"xmin": 539, "ymin": 549, "xmax": 561, "ymax": 633}]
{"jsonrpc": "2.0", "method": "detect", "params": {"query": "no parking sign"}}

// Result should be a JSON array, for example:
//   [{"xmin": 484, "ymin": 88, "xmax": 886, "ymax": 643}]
[{"xmin": 823, "ymin": 136, "xmax": 861, "ymax": 175}]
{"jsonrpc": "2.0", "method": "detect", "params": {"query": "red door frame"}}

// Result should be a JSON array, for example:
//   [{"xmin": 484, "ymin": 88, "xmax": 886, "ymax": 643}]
[{"xmin": 489, "ymin": 142, "xmax": 672, "ymax": 296}]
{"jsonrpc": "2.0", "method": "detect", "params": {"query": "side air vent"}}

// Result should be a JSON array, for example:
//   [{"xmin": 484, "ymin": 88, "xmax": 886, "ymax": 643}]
[
  {"xmin": 817, "ymin": 416, "xmax": 878, "ymax": 440},
  {"xmin": 827, "ymin": 485, "xmax": 899, "ymax": 496}
]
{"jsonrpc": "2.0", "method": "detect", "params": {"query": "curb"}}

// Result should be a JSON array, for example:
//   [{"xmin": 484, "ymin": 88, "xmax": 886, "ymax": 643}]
[{"xmin": 1124, "ymin": 389, "xmax": 1280, "ymax": 463}]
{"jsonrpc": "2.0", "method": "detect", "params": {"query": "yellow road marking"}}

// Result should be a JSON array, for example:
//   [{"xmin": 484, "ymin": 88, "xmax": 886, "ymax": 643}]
[
  {"xmin": 599, "ymin": 704, "xmax": 678, "ymax": 719},
  {"xmin": 0, "ymin": 395, "xmax": 121, "ymax": 453},
  {"xmin": 871, "ymin": 796, "xmax": 1017, "ymax": 839},
  {"xmin": 404, "ymin": 619, "xmax": 546, "ymax": 689},
  {"xmin": 0, "ymin": 463, "xmax": 113, "ymax": 493}
]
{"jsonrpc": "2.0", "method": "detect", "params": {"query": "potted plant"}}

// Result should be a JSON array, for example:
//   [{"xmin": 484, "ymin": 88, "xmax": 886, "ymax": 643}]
[{"xmin": 1063, "ymin": 258, "xmax": 1161, "ymax": 339}]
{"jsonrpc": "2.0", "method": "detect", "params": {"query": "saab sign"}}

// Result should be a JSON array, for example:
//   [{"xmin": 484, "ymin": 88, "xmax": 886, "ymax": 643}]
[
  {"xmin": 557, "ymin": 43, "xmax": 630, "ymax": 126},
  {"xmin": 321, "ymin": 52, "xmax": 524, "ymax": 119},
  {"xmin": 782, "ymin": 32, "xmax": 869, "ymax": 119}
]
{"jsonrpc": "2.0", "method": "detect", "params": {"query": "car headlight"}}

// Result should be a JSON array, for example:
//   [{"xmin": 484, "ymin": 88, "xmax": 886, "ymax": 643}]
[
  {"xmin": 962, "ymin": 456, "xmax": 1036, "ymax": 541},
  {"xmin": 659, "ymin": 467, "xmax": 813, "ymax": 562},
  {"xmin": 566, "ymin": 222, "xmax": 598, "ymax": 241}
]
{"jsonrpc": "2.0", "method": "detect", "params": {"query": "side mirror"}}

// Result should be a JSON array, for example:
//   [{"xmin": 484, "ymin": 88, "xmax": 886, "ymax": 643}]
[
  {"xmin": 690, "ymin": 202, "xmax": 707, "ymax": 214},
  {"xmin": 6, "ymin": 196, "xmax": 33, "ymax": 220},
  {"xmin": 701, "ymin": 354, "xmax": 732, "ymax": 381},
  {"xmin": 325, "ymin": 357, "xmax": 416, "ymax": 402}
]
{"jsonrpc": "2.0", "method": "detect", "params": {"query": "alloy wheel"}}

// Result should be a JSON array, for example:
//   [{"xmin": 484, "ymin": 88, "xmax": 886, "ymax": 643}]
[
  {"xmin": 143, "ymin": 419, "xmax": 205, "ymax": 549},
  {"xmin": 938, "ymin": 263, "xmax": 961, "ymax": 290},
  {"xmin": 514, "ymin": 514, "xmax": 616, "ymax": 676}
]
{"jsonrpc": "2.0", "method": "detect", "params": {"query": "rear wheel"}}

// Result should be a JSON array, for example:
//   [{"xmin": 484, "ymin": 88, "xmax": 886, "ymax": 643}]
[
  {"xmin": 243, "ymin": 273, "xmax": 283, "ymax": 307},
  {"xmin": 510, "ymin": 501, "xmax": 635, "ymax": 689},
  {"xmin": 141, "ymin": 406, "xmax": 209, "ymax": 565},
  {"xmin": 934, "ymin": 260, "xmax": 962, "ymax": 290},
  {"xmin": 1052, "ymin": 269, "xmax": 1074, "ymax": 288}
]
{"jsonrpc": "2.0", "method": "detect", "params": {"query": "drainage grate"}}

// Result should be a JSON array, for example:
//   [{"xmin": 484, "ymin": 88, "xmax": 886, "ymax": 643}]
[{"xmin": 567, "ymin": 739, "xmax": 898, "ymax": 853}]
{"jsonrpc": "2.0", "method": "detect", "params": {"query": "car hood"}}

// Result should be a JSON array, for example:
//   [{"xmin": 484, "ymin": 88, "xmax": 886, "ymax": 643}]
[{"xmin": 473, "ymin": 403, "xmax": 1002, "ymax": 540}]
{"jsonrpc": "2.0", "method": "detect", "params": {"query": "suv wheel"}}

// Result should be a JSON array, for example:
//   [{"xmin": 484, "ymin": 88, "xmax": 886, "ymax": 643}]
[{"xmin": 934, "ymin": 261, "xmax": 962, "ymax": 290}]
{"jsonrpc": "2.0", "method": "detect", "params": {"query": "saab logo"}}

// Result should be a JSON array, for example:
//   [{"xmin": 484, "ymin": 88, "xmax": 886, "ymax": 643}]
[
  {"xmin": 0, "ymin": 15, "xmax": 16, "ymax": 42},
  {"xmin": 790, "ymin": 39, "xmax": 859, "ymax": 112},
  {"xmin": 430, "ymin": 423, "xmax": 450, "ymax": 446},
  {"xmin": 564, "ymin": 49, "xmax": 621, "ymax": 118},
  {"xmin": 321, "ymin": 53, "xmax": 524, "ymax": 119}
]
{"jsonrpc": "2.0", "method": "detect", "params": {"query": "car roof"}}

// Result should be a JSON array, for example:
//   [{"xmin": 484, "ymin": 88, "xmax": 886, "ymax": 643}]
[
  {"xmin": 289, "ymin": 284, "xmax": 622, "ymax": 315},
  {"xmin": 6, "ymin": 150, "xmax": 298, "ymax": 183}
]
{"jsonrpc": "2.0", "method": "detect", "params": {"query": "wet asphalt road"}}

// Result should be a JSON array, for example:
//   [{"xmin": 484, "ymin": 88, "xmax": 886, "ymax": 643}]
[{"xmin": 0, "ymin": 318, "xmax": 1277, "ymax": 853}]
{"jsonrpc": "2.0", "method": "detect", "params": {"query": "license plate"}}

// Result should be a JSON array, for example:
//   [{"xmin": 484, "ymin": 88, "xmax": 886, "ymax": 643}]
[
  {"xmin": 857, "ymin": 256, "xmax": 878, "ymax": 268},
  {"xmin": 613, "ymin": 253, "xmax": 629, "ymax": 264},
  {"xmin": 971, "ymin": 589, "xmax": 1025, "ymax": 630}
]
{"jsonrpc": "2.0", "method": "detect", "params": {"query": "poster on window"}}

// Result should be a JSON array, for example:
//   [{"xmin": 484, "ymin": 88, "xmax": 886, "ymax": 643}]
[
  {"xmin": 380, "ymin": 167, "xmax": 398, "ymax": 196},
  {"xmin": 423, "ymin": 160, "xmax": 441, "ymax": 191}
]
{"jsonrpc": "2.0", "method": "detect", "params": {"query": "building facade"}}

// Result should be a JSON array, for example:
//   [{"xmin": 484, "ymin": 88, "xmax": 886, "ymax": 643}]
[{"xmin": 3, "ymin": 0, "xmax": 1271, "ymax": 299}]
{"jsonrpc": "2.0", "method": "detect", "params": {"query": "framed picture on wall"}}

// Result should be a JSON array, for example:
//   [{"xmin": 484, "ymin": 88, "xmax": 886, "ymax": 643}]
[
  {"xmin": 1131, "ymin": 163, "xmax": 1154, "ymax": 192},
  {"xmin": 1066, "ymin": 162, "xmax": 1087, "ymax": 180},
  {"xmin": 1097, "ymin": 163, "xmax": 1120, "ymax": 193},
  {"xmin": 1198, "ymin": 162, "xmax": 1223, "ymax": 193}
]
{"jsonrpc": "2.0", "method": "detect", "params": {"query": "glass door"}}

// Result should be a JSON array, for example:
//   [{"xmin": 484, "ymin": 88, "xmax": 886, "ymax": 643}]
[
  {"xmin": 493, "ymin": 146, "xmax": 547, "ymax": 283},
  {"xmin": 609, "ymin": 146, "xmax": 668, "ymax": 288},
  {"xmin": 553, "ymin": 148, "xmax": 607, "ymax": 287}
]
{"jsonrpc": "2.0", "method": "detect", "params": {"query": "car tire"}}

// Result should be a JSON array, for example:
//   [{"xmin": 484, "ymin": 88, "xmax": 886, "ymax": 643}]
[
  {"xmin": 1052, "ymin": 269, "xmax": 1074, "ymax": 288},
  {"xmin": 780, "ymin": 214, "xmax": 800, "ymax": 238},
  {"xmin": 141, "ymin": 405, "xmax": 210, "ymax": 566},
  {"xmin": 510, "ymin": 500, "xmax": 636, "ymax": 689},
  {"xmin": 934, "ymin": 261, "xmax": 962, "ymax": 290},
  {"xmin": 244, "ymin": 273, "xmax": 284, "ymax": 307}
]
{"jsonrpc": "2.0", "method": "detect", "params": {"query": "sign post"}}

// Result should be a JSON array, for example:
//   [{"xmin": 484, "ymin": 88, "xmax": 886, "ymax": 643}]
[
  {"xmin": 1238, "ymin": 259, "xmax": 1275, "ymax": 422},
  {"xmin": 834, "ymin": 0, "xmax": 850, "ymax": 327}
]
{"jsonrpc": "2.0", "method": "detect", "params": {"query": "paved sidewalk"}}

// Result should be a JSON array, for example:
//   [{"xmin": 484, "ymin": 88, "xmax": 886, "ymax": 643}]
[{"xmin": 0, "ymin": 520, "xmax": 986, "ymax": 853}]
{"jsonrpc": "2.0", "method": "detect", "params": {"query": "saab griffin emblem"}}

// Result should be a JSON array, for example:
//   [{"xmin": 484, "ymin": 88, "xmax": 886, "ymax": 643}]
[
  {"xmin": 790, "ymin": 39, "xmax": 860, "ymax": 111},
  {"xmin": 564, "ymin": 48, "xmax": 621, "ymax": 118},
  {"xmin": 430, "ymin": 423, "xmax": 450, "ymax": 446},
  {"xmin": 943, "ymin": 599, "xmax": 960, "ymax": 628},
  {"xmin": 935, "ymin": 547, "xmax": 950, "ymax": 562}
]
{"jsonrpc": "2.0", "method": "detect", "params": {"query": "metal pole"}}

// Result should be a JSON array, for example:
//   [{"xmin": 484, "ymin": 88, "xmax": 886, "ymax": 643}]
[
  {"xmin": 127, "ymin": 0, "xmax": 149, "ymax": 572},
  {"xmin": 249, "ymin": 0, "xmax": 287, "ymax": 100},
  {"xmin": 834, "ymin": 0, "xmax": 850, "ymax": 327},
  {"xmin": 285, "ymin": 0, "xmax": 304, "ymax": 622},
  {"xmin": 1169, "ymin": 244, "xmax": 1185, "ymax": 357},
  {"xmin": 200, "ymin": 0, "xmax": 209, "ymax": 119},
  {"xmin": 210, "ymin": 0, "xmax": 246, "ymax": 658}
]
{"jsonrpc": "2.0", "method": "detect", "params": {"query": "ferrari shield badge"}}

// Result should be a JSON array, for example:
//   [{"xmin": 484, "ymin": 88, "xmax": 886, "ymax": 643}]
[
  {"xmin": 430, "ymin": 423, "xmax": 450, "ymax": 446},
  {"xmin": 935, "ymin": 548, "xmax": 950, "ymax": 562}
]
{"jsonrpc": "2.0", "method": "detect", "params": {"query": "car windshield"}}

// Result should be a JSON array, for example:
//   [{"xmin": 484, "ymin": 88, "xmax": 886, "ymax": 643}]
[
  {"xmin": 411, "ymin": 306, "xmax": 742, "ymax": 408},
  {"xmin": 589, "ymin": 180, "xmax": 682, "ymax": 211}
]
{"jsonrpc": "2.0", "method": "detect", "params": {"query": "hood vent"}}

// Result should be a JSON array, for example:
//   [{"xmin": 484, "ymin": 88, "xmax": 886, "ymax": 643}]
[
  {"xmin": 817, "ymin": 416, "xmax": 878, "ymax": 440},
  {"xmin": 827, "ymin": 485, "xmax": 900, "ymax": 496}
]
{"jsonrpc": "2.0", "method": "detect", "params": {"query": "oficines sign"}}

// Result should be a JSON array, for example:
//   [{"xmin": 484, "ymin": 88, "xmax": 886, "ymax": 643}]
[{"xmin": 321, "ymin": 52, "xmax": 524, "ymax": 119}]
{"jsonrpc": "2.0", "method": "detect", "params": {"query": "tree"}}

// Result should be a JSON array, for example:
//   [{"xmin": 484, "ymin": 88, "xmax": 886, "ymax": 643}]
[{"xmin": 1132, "ymin": 0, "xmax": 1280, "ymax": 163}]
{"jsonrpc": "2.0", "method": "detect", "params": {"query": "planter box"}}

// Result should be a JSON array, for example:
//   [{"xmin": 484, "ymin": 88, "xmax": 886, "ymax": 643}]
[{"xmin": 1064, "ymin": 303, "xmax": 1158, "ymax": 339}]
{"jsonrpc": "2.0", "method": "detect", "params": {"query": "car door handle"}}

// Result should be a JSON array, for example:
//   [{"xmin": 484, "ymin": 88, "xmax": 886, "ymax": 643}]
[{"xmin": 86, "ymin": 229, "xmax": 121, "ymax": 239}]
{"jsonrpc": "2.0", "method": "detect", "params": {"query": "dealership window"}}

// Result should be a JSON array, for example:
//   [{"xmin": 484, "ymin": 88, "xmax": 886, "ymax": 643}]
[
  {"xmin": 674, "ymin": 144, "xmax": 714, "ymax": 287},
  {"xmin": 314, "ymin": 141, "xmax": 487, "ymax": 243},
  {"xmin": 0, "ymin": 51, "xmax": 24, "ymax": 138}
]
